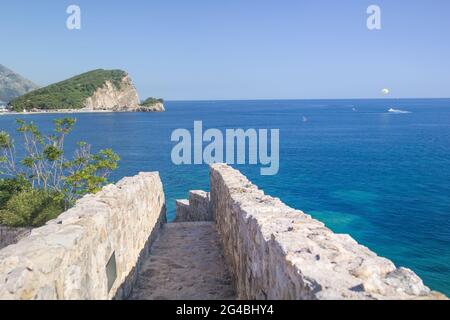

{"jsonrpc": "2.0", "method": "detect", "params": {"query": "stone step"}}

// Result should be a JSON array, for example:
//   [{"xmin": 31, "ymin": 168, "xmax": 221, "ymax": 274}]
[{"xmin": 129, "ymin": 222, "xmax": 235, "ymax": 300}]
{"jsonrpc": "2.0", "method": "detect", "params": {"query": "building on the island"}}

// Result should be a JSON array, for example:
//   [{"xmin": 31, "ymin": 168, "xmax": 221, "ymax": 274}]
[{"xmin": 0, "ymin": 101, "xmax": 8, "ymax": 112}]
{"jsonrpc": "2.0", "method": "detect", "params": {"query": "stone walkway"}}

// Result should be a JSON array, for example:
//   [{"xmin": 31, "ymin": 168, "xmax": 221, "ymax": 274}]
[{"xmin": 129, "ymin": 222, "xmax": 235, "ymax": 300}]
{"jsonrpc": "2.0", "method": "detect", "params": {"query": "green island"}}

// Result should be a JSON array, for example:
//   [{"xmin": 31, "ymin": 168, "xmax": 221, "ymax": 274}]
[
  {"xmin": 141, "ymin": 97, "xmax": 164, "ymax": 106},
  {"xmin": 8, "ymin": 69, "xmax": 127, "ymax": 111}
]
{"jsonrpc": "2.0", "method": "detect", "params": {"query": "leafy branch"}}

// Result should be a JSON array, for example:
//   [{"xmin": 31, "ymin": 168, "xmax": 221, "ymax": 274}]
[{"xmin": 0, "ymin": 118, "xmax": 120, "ymax": 227}]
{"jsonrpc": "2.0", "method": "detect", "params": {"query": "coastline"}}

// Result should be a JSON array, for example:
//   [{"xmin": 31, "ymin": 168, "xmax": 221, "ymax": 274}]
[
  {"xmin": 0, "ymin": 107, "xmax": 164, "ymax": 116},
  {"xmin": 0, "ymin": 109, "xmax": 123, "ymax": 116}
]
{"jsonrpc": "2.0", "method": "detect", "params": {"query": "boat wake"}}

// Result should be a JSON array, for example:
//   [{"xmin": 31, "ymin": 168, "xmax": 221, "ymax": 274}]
[{"xmin": 388, "ymin": 108, "xmax": 411, "ymax": 114}]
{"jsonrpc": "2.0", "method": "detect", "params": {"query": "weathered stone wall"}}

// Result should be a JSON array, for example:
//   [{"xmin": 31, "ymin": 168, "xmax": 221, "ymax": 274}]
[
  {"xmin": 175, "ymin": 190, "xmax": 212, "ymax": 222},
  {"xmin": 0, "ymin": 226, "xmax": 31, "ymax": 250},
  {"xmin": 175, "ymin": 199, "xmax": 191, "ymax": 222},
  {"xmin": 210, "ymin": 163, "xmax": 446, "ymax": 300},
  {"xmin": 0, "ymin": 172, "xmax": 166, "ymax": 300}
]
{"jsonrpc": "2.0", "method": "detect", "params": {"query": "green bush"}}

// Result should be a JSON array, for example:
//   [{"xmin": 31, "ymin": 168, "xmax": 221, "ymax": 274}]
[
  {"xmin": 0, "ymin": 176, "xmax": 31, "ymax": 208},
  {"xmin": 0, "ymin": 189, "xmax": 65, "ymax": 228},
  {"xmin": 0, "ymin": 118, "xmax": 120, "ymax": 228}
]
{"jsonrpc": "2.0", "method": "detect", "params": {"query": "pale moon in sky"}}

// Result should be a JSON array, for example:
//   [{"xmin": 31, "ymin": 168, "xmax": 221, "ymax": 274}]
[{"xmin": 381, "ymin": 88, "xmax": 390, "ymax": 95}]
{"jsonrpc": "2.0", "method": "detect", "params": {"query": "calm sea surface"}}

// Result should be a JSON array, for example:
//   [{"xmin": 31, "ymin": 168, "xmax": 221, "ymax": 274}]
[{"xmin": 1, "ymin": 99, "xmax": 449, "ymax": 295}]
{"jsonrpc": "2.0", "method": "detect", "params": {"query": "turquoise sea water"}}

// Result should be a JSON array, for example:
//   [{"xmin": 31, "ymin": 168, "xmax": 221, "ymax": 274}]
[{"xmin": 1, "ymin": 99, "xmax": 449, "ymax": 295}]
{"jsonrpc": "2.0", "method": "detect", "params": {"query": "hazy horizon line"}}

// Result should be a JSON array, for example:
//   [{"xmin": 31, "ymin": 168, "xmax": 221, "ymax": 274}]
[{"xmin": 165, "ymin": 97, "xmax": 450, "ymax": 102}]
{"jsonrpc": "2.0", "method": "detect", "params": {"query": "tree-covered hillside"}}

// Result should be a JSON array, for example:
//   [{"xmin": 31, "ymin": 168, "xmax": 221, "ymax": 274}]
[{"xmin": 8, "ymin": 69, "xmax": 127, "ymax": 111}]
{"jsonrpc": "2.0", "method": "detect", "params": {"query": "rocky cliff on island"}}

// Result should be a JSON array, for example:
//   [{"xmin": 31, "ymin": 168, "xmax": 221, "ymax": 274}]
[
  {"xmin": 8, "ymin": 69, "xmax": 164, "ymax": 113},
  {"xmin": 83, "ymin": 74, "xmax": 141, "ymax": 111}
]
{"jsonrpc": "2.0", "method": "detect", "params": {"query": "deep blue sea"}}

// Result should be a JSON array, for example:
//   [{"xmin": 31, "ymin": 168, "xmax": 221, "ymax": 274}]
[{"xmin": 1, "ymin": 99, "xmax": 449, "ymax": 295}]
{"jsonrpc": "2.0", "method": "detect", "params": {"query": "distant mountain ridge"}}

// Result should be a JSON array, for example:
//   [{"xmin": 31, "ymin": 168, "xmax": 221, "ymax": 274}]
[{"xmin": 0, "ymin": 64, "xmax": 38, "ymax": 103}]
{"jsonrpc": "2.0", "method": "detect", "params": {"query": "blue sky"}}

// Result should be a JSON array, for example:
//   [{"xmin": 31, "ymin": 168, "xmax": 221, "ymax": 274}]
[{"xmin": 1, "ymin": 0, "xmax": 450, "ymax": 100}]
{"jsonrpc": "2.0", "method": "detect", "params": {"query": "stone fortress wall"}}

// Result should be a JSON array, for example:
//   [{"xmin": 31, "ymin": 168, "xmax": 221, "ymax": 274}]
[
  {"xmin": 175, "ymin": 190, "xmax": 212, "ymax": 222},
  {"xmin": 185, "ymin": 164, "xmax": 445, "ymax": 300},
  {"xmin": 0, "ymin": 164, "xmax": 446, "ymax": 300},
  {"xmin": 0, "ymin": 226, "xmax": 31, "ymax": 250},
  {"xmin": 0, "ymin": 172, "xmax": 166, "ymax": 300}
]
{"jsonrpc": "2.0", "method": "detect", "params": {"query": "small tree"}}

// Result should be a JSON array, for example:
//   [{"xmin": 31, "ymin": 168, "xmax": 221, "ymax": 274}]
[{"xmin": 0, "ymin": 118, "xmax": 119, "ymax": 227}]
